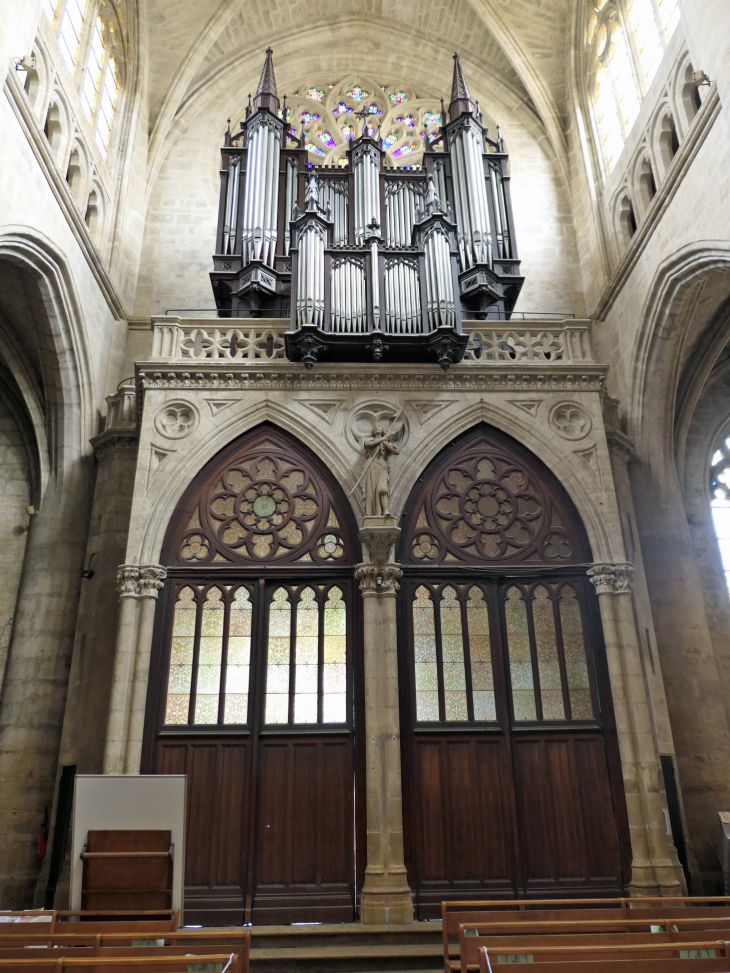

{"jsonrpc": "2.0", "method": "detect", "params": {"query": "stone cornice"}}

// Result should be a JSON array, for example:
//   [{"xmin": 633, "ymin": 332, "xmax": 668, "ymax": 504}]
[
  {"xmin": 593, "ymin": 84, "xmax": 721, "ymax": 323},
  {"xmin": 136, "ymin": 361, "xmax": 607, "ymax": 394},
  {"xmin": 605, "ymin": 428, "xmax": 636, "ymax": 463},
  {"xmin": 3, "ymin": 67, "xmax": 127, "ymax": 320}
]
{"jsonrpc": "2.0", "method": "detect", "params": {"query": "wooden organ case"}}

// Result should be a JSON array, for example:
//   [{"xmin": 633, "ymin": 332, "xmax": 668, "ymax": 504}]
[{"xmin": 210, "ymin": 49, "xmax": 524, "ymax": 370}]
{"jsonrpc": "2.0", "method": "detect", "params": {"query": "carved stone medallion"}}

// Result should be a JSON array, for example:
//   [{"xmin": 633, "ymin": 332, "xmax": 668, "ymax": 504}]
[
  {"xmin": 549, "ymin": 402, "xmax": 592, "ymax": 440},
  {"xmin": 154, "ymin": 401, "xmax": 199, "ymax": 439},
  {"xmin": 345, "ymin": 402, "xmax": 409, "ymax": 455}
]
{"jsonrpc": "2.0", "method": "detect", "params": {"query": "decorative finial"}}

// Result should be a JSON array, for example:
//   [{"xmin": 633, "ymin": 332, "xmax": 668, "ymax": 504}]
[
  {"xmin": 253, "ymin": 46, "xmax": 279, "ymax": 114},
  {"xmin": 449, "ymin": 51, "xmax": 475, "ymax": 121}
]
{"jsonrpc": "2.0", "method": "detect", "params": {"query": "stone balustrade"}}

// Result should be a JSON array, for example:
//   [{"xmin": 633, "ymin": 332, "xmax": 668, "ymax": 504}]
[{"xmin": 149, "ymin": 315, "xmax": 594, "ymax": 365}]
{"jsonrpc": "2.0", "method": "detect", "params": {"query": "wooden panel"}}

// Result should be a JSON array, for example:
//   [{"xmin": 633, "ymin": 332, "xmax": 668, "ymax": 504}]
[
  {"xmin": 513, "ymin": 734, "xmax": 622, "ymax": 894},
  {"xmin": 252, "ymin": 735, "xmax": 354, "ymax": 923},
  {"xmin": 156, "ymin": 737, "xmax": 250, "ymax": 924},
  {"xmin": 413, "ymin": 735, "xmax": 517, "ymax": 917}
]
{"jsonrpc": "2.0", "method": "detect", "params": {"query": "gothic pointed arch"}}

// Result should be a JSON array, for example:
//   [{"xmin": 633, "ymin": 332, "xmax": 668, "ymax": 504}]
[
  {"xmin": 400, "ymin": 422, "xmax": 592, "ymax": 566},
  {"xmin": 162, "ymin": 423, "xmax": 360, "ymax": 567},
  {"xmin": 396, "ymin": 423, "xmax": 628, "ymax": 914}
]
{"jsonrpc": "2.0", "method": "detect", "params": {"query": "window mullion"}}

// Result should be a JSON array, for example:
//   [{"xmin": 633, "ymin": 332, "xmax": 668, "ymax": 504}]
[
  {"xmin": 92, "ymin": 48, "xmax": 110, "ymax": 128},
  {"xmin": 74, "ymin": 0, "xmax": 98, "ymax": 86},
  {"xmin": 618, "ymin": 2, "xmax": 649, "ymax": 98}
]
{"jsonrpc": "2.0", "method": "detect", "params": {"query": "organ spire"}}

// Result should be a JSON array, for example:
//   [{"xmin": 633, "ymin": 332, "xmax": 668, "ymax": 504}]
[
  {"xmin": 253, "ymin": 46, "xmax": 279, "ymax": 114},
  {"xmin": 449, "ymin": 51, "xmax": 475, "ymax": 120}
]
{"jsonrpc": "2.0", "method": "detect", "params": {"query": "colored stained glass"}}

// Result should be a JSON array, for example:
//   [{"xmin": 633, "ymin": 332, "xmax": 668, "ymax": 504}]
[
  {"xmin": 559, "ymin": 586, "xmax": 593, "ymax": 719},
  {"xmin": 165, "ymin": 586, "xmax": 196, "ymax": 724},
  {"xmin": 404, "ymin": 115, "xmax": 415, "ymax": 128},
  {"xmin": 382, "ymin": 131, "xmax": 400, "ymax": 149},
  {"xmin": 224, "ymin": 587, "xmax": 251, "ymax": 724},
  {"xmin": 346, "ymin": 86, "xmax": 369, "ymax": 101},
  {"xmin": 466, "ymin": 586, "xmax": 496, "ymax": 721},
  {"xmin": 301, "ymin": 111, "xmax": 320, "ymax": 123},
  {"xmin": 323, "ymin": 587, "xmax": 347, "ymax": 723},
  {"xmin": 423, "ymin": 111, "xmax": 441, "ymax": 125},
  {"xmin": 333, "ymin": 102, "xmax": 350, "ymax": 114},
  {"xmin": 505, "ymin": 587, "xmax": 536, "ymax": 720},
  {"xmin": 392, "ymin": 145, "xmax": 413, "ymax": 158},
  {"xmin": 306, "ymin": 142, "xmax": 326, "ymax": 156},
  {"xmin": 265, "ymin": 587, "xmax": 291, "ymax": 723},
  {"xmin": 366, "ymin": 104, "xmax": 383, "ymax": 115},
  {"xmin": 318, "ymin": 130, "xmax": 336, "ymax": 148},
  {"xmin": 307, "ymin": 87, "xmax": 324, "ymax": 100},
  {"xmin": 532, "ymin": 586, "xmax": 565, "ymax": 719},
  {"xmin": 194, "ymin": 587, "xmax": 224, "ymax": 723},
  {"xmin": 390, "ymin": 91, "xmax": 407, "ymax": 104},
  {"xmin": 341, "ymin": 123, "xmax": 355, "ymax": 140},
  {"xmin": 440, "ymin": 587, "xmax": 467, "ymax": 721},
  {"xmin": 294, "ymin": 587, "xmax": 319, "ymax": 723},
  {"xmin": 413, "ymin": 586, "xmax": 438, "ymax": 721}
]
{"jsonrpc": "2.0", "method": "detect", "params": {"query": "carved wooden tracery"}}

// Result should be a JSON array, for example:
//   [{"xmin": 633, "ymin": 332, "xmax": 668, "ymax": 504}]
[
  {"xmin": 166, "ymin": 427, "xmax": 356, "ymax": 566},
  {"xmin": 404, "ymin": 429, "xmax": 586, "ymax": 565}
]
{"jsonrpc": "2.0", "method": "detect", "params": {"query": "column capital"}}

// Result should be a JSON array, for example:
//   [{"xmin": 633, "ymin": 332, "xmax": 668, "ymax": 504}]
[
  {"xmin": 116, "ymin": 564, "xmax": 140, "ymax": 597},
  {"xmin": 588, "ymin": 561, "xmax": 634, "ymax": 594},
  {"xmin": 138, "ymin": 565, "xmax": 167, "ymax": 598},
  {"xmin": 116, "ymin": 564, "xmax": 167, "ymax": 598},
  {"xmin": 355, "ymin": 563, "xmax": 403, "ymax": 594}
]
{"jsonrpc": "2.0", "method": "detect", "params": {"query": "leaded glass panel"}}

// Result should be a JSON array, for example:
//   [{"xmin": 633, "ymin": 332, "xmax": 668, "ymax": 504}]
[
  {"xmin": 294, "ymin": 587, "xmax": 319, "ymax": 723},
  {"xmin": 323, "ymin": 587, "xmax": 347, "ymax": 723},
  {"xmin": 194, "ymin": 586, "xmax": 225, "ymax": 723},
  {"xmin": 532, "ymin": 585, "xmax": 565, "ymax": 720},
  {"xmin": 505, "ymin": 586, "xmax": 536, "ymax": 720},
  {"xmin": 265, "ymin": 586, "xmax": 291, "ymax": 724},
  {"xmin": 559, "ymin": 585, "xmax": 594, "ymax": 719},
  {"xmin": 413, "ymin": 586, "xmax": 439, "ymax": 721},
  {"xmin": 440, "ymin": 586, "xmax": 468, "ymax": 721},
  {"xmin": 466, "ymin": 586, "xmax": 496, "ymax": 721},
  {"xmin": 224, "ymin": 587, "xmax": 252, "ymax": 724},
  {"xmin": 165, "ymin": 586, "xmax": 197, "ymax": 724}
]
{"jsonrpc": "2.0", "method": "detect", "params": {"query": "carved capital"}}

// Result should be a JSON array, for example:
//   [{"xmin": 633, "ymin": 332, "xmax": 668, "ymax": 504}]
[
  {"xmin": 138, "ymin": 565, "xmax": 167, "ymax": 599},
  {"xmin": 588, "ymin": 562, "xmax": 634, "ymax": 594},
  {"xmin": 355, "ymin": 563, "xmax": 403, "ymax": 594},
  {"xmin": 116, "ymin": 565, "xmax": 140, "ymax": 597},
  {"xmin": 606, "ymin": 429, "xmax": 636, "ymax": 463},
  {"xmin": 359, "ymin": 516, "xmax": 401, "ymax": 565}
]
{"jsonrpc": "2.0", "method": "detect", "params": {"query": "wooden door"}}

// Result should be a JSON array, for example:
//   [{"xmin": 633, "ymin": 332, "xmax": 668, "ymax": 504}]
[
  {"xmin": 143, "ymin": 426, "xmax": 361, "ymax": 925},
  {"xmin": 398, "ymin": 427, "xmax": 629, "ymax": 917}
]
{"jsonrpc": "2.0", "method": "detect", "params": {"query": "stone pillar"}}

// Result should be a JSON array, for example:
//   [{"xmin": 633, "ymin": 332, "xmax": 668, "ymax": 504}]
[
  {"xmin": 356, "ymin": 514, "xmax": 413, "ymax": 923},
  {"xmin": 588, "ymin": 563, "xmax": 682, "ymax": 897},
  {"xmin": 125, "ymin": 566, "xmax": 166, "ymax": 774},
  {"xmin": 103, "ymin": 564, "xmax": 166, "ymax": 775},
  {"xmin": 0, "ymin": 460, "xmax": 93, "ymax": 906}
]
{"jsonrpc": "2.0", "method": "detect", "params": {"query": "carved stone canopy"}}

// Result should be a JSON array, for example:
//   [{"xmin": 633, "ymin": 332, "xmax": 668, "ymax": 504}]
[{"xmin": 359, "ymin": 515, "xmax": 401, "ymax": 564}]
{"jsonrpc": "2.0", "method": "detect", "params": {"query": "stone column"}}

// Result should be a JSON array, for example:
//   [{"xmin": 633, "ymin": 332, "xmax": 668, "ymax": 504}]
[
  {"xmin": 588, "ymin": 563, "xmax": 682, "ymax": 897},
  {"xmin": 356, "ymin": 515, "xmax": 413, "ymax": 923},
  {"xmin": 125, "ymin": 566, "xmax": 166, "ymax": 773},
  {"xmin": 103, "ymin": 566, "xmax": 142, "ymax": 774}
]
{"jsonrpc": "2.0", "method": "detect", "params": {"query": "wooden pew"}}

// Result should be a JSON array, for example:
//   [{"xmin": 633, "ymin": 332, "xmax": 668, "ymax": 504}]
[
  {"xmin": 477, "ymin": 943, "xmax": 730, "ymax": 973},
  {"xmin": 442, "ymin": 898, "xmax": 730, "ymax": 972},
  {"xmin": 55, "ymin": 910, "xmax": 179, "ymax": 933},
  {"xmin": 0, "ymin": 942, "xmax": 248, "ymax": 972},
  {"xmin": 0, "ymin": 956, "xmax": 240, "ymax": 972},
  {"xmin": 0, "ymin": 929, "xmax": 251, "ymax": 950},
  {"xmin": 460, "ymin": 926, "xmax": 730, "ymax": 972}
]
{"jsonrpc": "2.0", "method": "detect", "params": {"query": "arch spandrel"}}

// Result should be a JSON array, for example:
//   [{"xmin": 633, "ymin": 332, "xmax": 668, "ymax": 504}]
[
  {"xmin": 400, "ymin": 424, "xmax": 592, "ymax": 566},
  {"xmin": 162, "ymin": 423, "xmax": 359, "ymax": 567}
]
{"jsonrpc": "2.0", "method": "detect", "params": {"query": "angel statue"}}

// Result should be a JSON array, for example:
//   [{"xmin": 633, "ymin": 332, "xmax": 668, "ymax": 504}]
[{"xmin": 362, "ymin": 420, "xmax": 401, "ymax": 517}]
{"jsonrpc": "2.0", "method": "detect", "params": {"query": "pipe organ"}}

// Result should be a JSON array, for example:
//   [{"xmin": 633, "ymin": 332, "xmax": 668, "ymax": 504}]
[{"xmin": 211, "ymin": 48, "xmax": 523, "ymax": 370}]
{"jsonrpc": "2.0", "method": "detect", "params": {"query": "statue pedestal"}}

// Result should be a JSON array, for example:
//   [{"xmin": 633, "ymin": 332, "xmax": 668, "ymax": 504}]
[{"xmin": 359, "ymin": 516, "xmax": 401, "ymax": 564}]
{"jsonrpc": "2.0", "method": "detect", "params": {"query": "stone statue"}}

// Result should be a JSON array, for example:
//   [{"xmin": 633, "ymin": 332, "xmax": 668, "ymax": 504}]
[
  {"xmin": 362, "ymin": 421, "xmax": 400, "ymax": 517},
  {"xmin": 304, "ymin": 171, "xmax": 319, "ymax": 209}
]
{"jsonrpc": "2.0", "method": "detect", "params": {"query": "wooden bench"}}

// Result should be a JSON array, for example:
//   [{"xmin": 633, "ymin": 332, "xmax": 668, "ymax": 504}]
[
  {"xmin": 460, "ymin": 927, "xmax": 730, "ymax": 972},
  {"xmin": 0, "ymin": 910, "xmax": 179, "ymax": 937},
  {"xmin": 0, "ymin": 942, "xmax": 248, "ymax": 972},
  {"xmin": 477, "ymin": 943, "xmax": 730, "ymax": 973},
  {"xmin": 0, "ymin": 930, "xmax": 250, "ymax": 950},
  {"xmin": 442, "ymin": 898, "xmax": 730, "ymax": 972},
  {"xmin": 0, "ymin": 955, "xmax": 241, "ymax": 971}
]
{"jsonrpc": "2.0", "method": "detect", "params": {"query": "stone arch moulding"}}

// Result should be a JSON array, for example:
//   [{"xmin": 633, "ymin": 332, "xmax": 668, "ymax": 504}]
[
  {"xmin": 389, "ymin": 401, "xmax": 621, "ymax": 565},
  {"xmin": 630, "ymin": 241, "xmax": 730, "ymax": 465},
  {"xmin": 160, "ymin": 421, "xmax": 361, "ymax": 569},
  {"xmin": 0, "ymin": 226, "xmax": 96, "ymax": 486},
  {"xmin": 396, "ymin": 420, "xmax": 593, "ymax": 567},
  {"xmin": 131, "ymin": 398, "xmax": 362, "ymax": 567}
]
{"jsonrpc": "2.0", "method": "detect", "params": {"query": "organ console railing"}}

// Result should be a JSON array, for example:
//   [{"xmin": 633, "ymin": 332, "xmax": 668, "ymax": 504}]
[{"xmin": 210, "ymin": 49, "xmax": 524, "ymax": 370}]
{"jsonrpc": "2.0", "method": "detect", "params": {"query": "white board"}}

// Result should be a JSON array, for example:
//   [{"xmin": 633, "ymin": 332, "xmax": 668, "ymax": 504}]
[{"xmin": 70, "ymin": 775, "xmax": 186, "ymax": 916}]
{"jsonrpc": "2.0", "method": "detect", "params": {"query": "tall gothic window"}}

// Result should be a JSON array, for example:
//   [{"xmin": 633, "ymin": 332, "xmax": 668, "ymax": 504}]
[
  {"xmin": 710, "ymin": 436, "xmax": 730, "ymax": 594},
  {"xmin": 587, "ymin": 0, "xmax": 681, "ymax": 171},
  {"xmin": 42, "ymin": 0, "xmax": 121, "ymax": 157}
]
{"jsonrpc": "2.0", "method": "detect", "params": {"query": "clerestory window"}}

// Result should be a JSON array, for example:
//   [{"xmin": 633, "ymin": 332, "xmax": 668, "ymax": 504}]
[
  {"xmin": 42, "ymin": 0, "xmax": 121, "ymax": 158},
  {"xmin": 588, "ymin": 0, "xmax": 681, "ymax": 172}
]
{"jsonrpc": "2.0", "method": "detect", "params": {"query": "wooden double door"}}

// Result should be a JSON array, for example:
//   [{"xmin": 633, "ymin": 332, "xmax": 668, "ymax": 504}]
[
  {"xmin": 149, "ymin": 575, "xmax": 359, "ymax": 925},
  {"xmin": 397, "ymin": 426, "xmax": 630, "ymax": 917}
]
